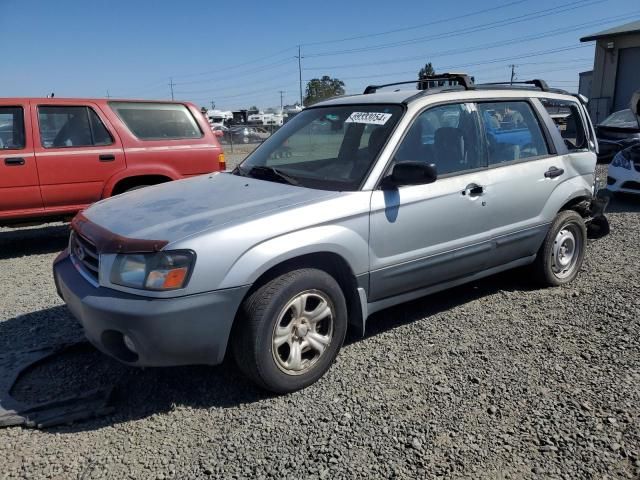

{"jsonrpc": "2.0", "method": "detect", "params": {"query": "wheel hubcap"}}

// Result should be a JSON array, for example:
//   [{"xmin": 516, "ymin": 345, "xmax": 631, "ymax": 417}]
[
  {"xmin": 551, "ymin": 224, "xmax": 581, "ymax": 279},
  {"xmin": 272, "ymin": 290, "xmax": 334, "ymax": 375}
]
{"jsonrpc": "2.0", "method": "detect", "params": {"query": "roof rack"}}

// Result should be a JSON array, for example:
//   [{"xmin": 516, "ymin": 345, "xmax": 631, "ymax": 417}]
[
  {"xmin": 364, "ymin": 73, "xmax": 475, "ymax": 94},
  {"xmin": 477, "ymin": 79, "xmax": 550, "ymax": 91}
]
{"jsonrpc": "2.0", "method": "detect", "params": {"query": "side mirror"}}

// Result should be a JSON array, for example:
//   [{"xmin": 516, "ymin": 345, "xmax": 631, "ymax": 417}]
[{"xmin": 382, "ymin": 161, "xmax": 437, "ymax": 188}]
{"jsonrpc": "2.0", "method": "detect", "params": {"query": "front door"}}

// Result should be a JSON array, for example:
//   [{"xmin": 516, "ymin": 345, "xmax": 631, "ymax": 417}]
[
  {"xmin": 368, "ymin": 102, "xmax": 492, "ymax": 302},
  {"xmin": 32, "ymin": 102, "xmax": 126, "ymax": 212},
  {"xmin": 0, "ymin": 103, "xmax": 43, "ymax": 221}
]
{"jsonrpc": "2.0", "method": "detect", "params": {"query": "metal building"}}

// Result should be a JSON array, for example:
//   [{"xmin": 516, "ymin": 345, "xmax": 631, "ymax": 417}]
[{"xmin": 580, "ymin": 20, "xmax": 640, "ymax": 123}]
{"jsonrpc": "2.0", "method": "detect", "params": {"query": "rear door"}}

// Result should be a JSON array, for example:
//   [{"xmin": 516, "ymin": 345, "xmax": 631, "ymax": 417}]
[
  {"xmin": 32, "ymin": 101, "xmax": 126, "ymax": 211},
  {"xmin": 0, "ymin": 102, "xmax": 43, "ymax": 220},
  {"xmin": 476, "ymin": 98, "xmax": 583, "ymax": 268}
]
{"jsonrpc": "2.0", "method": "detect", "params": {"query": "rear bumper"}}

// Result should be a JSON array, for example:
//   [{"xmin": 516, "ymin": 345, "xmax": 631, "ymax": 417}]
[{"xmin": 53, "ymin": 251, "xmax": 250, "ymax": 367}]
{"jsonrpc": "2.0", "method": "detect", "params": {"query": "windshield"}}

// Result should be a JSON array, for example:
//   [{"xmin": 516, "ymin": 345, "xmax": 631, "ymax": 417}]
[
  {"xmin": 600, "ymin": 109, "xmax": 640, "ymax": 129},
  {"xmin": 236, "ymin": 104, "xmax": 403, "ymax": 191}
]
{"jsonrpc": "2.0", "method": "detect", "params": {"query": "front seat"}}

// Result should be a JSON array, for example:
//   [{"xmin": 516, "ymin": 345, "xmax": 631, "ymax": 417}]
[{"xmin": 434, "ymin": 127, "xmax": 465, "ymax": 175}]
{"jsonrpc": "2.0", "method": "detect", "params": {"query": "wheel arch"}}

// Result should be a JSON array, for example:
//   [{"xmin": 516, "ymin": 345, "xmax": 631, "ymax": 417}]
[{"xmin": 234, "ymin": 251, "xmax": 365, "ymax": 338}]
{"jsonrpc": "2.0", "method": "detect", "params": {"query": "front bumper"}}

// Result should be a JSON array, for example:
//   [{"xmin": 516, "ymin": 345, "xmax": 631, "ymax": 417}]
[
  {"xmin": 53, "ymin": 251, "xmax": 250, "ymax": 367},
  {"xmin": 607, "ymin": 164, "xmax": 640, "ymax": 195}
]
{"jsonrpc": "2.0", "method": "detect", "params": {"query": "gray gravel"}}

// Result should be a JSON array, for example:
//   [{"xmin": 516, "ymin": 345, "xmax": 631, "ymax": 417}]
[{"xmin": 0, "ymin": 193, "xmax": 639, "ymax": 479}]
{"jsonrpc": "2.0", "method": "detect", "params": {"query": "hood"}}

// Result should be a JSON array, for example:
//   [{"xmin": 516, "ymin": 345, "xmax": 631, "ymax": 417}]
[{"xmin": 83, "ymin": 173, "xmax": 339, "ymax": 244}]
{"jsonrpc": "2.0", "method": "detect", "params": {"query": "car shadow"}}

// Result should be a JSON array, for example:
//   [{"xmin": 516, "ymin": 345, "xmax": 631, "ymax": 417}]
[
  {"xmin": 1, "ymin": 268, "xmax": 538, "ymax": 434},
  {"xmin": 0, "ymin": 223, "xmax": 69, "ymax": 259}
]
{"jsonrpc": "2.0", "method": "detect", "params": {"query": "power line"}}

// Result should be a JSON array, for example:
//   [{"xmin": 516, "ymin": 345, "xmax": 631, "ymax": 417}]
[
  {"xmin": 301, "ymin": 0, "xmax": 529, "ymax": 47},
  {"xmin": 304, "ymin": 0, "xmax": 603, "ymax": 58},
  {"xmin": 304, "ymin": 12, "xmax": 639, "ymax": 71}
]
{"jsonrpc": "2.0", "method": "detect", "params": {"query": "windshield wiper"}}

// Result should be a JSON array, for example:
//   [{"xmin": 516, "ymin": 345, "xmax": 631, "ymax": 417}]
[{"xmin": 246, "ymin": 166, "xmax": 300, "ymax": 186}]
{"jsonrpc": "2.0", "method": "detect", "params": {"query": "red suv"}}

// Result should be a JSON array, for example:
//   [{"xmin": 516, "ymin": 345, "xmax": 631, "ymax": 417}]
[{"xmin": 0, "ymin": 98, "xmax": 224, "ymax": 226}]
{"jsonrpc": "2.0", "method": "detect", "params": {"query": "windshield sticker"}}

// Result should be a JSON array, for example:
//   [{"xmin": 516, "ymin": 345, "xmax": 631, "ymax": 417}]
[{"xmin": 345, "ymin": 112, "xmax": 393, "ymax": 125}]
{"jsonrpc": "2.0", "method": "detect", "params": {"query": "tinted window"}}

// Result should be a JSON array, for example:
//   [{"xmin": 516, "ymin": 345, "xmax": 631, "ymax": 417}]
[
  {"xmin": 38, "ymin": 106, "xmax": 113, "ymax": 148},
  {"xmin": 109, "ymin": 102, "xmax": 203, "ymax": 140},
  {"xmin": 88, "ymin": 108, "xmax": 113, "ymax": 145},
  {"xmin": 395, "ymin": 102, "xmax": 484, "ymax": 175},
  {"xmin": 541, "ymin": 99, "xmax": 588, "ymax": 151},
  {"xmin": 478, "ymin": 101, "xmax": 549, "ymax": 165},
  {"xmin": 599, "ymin": 109, "xmax": 640, "ymax": 129},
  {"xmin": 0, "ymin": 107, "xmax": 25, "ymax": 150}
]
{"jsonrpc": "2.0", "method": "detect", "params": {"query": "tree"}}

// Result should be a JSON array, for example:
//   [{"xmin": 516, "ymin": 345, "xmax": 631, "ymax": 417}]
[
  {"xmin": 304, "ymin": 76, "xmax": 345, "ymax": 106},
  {"xmin": 418, "ymin": 62, "xmax": 436, "ymax": 90},
  {"xmin": 249, "ymin": 105, "xmax": 258, "ymax": 111}
]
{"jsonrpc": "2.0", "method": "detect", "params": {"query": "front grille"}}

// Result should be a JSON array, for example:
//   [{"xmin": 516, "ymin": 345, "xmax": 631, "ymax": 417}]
[{"xmin": 70, "ymin": 231, "xmax": 100, "ymax": 281}]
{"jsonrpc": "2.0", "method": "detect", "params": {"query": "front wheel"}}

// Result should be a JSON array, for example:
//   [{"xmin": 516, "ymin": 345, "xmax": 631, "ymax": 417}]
[
  {"xmin": 232, "ymin": 268, "xmax": 347, "ymax": 393},
  {"xmin": 533, "ymin": 210, "xmax": 587, "ymax": 286}
]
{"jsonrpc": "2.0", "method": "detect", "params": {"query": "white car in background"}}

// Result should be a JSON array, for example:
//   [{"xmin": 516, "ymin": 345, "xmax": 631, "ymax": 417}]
[{"xmin": 607, "ymin": 91, "xmax": 640, "ymax": 196}]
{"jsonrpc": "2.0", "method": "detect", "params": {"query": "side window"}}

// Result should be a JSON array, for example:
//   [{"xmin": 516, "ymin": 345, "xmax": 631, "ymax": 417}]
[
  {"xmin": 478, "ymin": 101, "xmax": 549, "ymax": 165},
  {"xmin": 88, "ymin": 108, "xmax": 113, "ymax": 146},
  {"xmin": 109, "ymin": 102, "xmax": 203, "ymax": 140},
  {"xmin": 541, "ymin": 99, "xmax": 588, "ymax": 151},
  {"xmin": 395, "ymin": 102, "xmax": 484, "ymax": 175},
  {"xmin": 0, "ymin": 106, "xmax": 25, "ymax": 150},
  {"xmin": 38, "ymin": 106, "xmax": 113, "ymax": 148}
]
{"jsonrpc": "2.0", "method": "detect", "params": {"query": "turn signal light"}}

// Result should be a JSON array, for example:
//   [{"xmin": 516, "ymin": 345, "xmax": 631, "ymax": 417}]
[{"xmin": 218, "ymin": 153, "xmax": 226, "ymax": 171}]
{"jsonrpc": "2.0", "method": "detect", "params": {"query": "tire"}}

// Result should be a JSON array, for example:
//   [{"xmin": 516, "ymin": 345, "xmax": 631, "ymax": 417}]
[
  {"xmin": 533, "ymin": 210, "xmax": 587, "ymax": 286},
  {"xmin": 232, "ymin": 268, "xmax": 348, "ymax": 393}
]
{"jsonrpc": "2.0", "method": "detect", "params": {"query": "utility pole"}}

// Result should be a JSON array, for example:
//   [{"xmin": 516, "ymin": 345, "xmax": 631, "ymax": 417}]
[
  {"xmin": 278, "ymin": 90, "xmax": 285, "ymax": 113},
  {"xmin": 169, "ymin": 77, "xmax": 175, "ymax": 100},
  {"xmin": 295, "ymin": 46, "xmax": 304, "ymax": 106},
  {"xmin": 106, "ymin": 90, "xmax": 110, "ymax": 99},
  {"xmin": 210, "ymin": 100, "xmax": 215, "ymax": 111},
  {"xmin": 509, "ymin": 64, "xmax": 517, "ymax": 85}
]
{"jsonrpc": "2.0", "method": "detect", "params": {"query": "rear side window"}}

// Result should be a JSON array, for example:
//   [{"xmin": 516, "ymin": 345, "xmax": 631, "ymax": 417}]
[
  {"xmin": 0, "ymin": 106, "xmax": 26, "ymax": 150},
  {"xmin": 478, "ymin": 101, "xmax": 549, "ymax": 165},
  {"xmin": 109, "ymin": 102, "xmax": 203, "ymax": 140},
  {"xmin": 38, "ymin": 106, "xmax": 113, "ymax": 148},
  {"xmin": 541, "ymin": 99, "xmax": 588, "ymax": 151}
]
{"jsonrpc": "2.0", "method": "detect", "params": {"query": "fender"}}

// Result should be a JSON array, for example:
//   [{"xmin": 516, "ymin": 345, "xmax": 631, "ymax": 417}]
[
  {"xmin": 102, "ymin": 165, "xmax": 182, "ymax": 198},
  {"xmin": 540, "ymin": 175, "xmax": 593, "ymax": 223},
  {"xmin": 217, "ymin": 224, "xmax": 370, "ymax": 290}
]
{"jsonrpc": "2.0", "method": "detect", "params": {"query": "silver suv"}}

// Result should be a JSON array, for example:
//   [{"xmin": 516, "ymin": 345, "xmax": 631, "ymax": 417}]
[{"xmin": 53, "ymin": 75, "xmax": 609, "ymax": 393}]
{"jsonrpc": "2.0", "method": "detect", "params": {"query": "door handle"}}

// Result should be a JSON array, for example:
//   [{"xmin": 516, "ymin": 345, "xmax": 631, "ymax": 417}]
[
  {"xmin": 99, "ymin": 154, "xmax": 116, "ymax": 162},
  {"xmin": 462, "ymin": 184, "xmax": 484, "ymax": 196},
  {"xmin": 4, "ymin": 157, "xmax": 25, "ymax": 166},
  {"xmin": 544, "ymin": 166, "xmax": 564, "ymax": 178}
]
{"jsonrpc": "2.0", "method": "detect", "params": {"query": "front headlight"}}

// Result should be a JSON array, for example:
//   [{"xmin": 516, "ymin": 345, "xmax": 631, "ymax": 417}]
[
  {"xmin": 111, "ymin": 250, "xmax": 195, "ymax": 291},
  {"xmin": 611, "ymin": 151, "xmax": 631, "ymax": 169}
]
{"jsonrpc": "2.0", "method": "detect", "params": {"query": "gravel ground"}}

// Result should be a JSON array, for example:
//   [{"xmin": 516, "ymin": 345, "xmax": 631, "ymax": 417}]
[{"xmin": 0, "ymin": 186, "xmax": 639, "ymax": 479}]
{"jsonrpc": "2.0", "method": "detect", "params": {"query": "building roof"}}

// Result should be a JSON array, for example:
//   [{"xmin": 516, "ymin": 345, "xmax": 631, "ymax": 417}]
[{"xmin": 580, "ymin": 20, "xmax": 640, "ymax": 42}]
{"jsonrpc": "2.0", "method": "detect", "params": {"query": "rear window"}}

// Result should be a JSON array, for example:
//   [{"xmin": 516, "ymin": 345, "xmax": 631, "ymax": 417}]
[
  {"xmin": 0, "ymin": 106, "xmax": 25, "ymax": 150},
  {"xmin": 599, "ymin": 109, "xmax": 640, "ymax": 129},
  {"xmin": 541, "ymin": 99, "xmax": 588, "ymax": 151},
  {"xmin": 109, "ymin": 102, "xmax": 203, "ymax": 140}
]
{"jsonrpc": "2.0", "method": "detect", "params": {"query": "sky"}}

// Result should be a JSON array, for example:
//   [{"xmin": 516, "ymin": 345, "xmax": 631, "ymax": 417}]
[{"xmin": 1, "ymin": 0, "xmax": 639, "ymax": 111}]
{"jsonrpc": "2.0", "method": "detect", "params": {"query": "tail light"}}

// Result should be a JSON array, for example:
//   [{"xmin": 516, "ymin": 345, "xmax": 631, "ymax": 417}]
[{"xmin": 218, "ymin": 153, "xmax": 226, "ymax": 171}]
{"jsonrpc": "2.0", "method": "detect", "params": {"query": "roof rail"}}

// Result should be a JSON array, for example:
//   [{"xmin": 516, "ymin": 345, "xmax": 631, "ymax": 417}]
[
  {"xmin": 477, "ymin": 79, "xmax": 550, "ymax": 91},
  {"xmin": 364, "ymin": 73, "xmax": 475, "ymax": 94}
]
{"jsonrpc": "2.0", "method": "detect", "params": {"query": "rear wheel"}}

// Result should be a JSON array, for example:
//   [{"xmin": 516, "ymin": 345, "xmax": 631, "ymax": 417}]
[
  {"xmin": 124, "ymin": 185, "xmax": 149, "ymax": 193},
  {"xmin": 533, "ymin": 210, "xmax": 587, "ymax": 286},
  {"xmin": 232, "ymin": 268, "xmax": 347, "ymax": 393}
]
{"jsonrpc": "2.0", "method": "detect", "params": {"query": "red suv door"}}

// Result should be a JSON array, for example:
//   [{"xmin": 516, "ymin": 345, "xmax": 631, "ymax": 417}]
[
  {"xmin": 32, "ymin": 100, "xmax": 126, "ymax": 213},
  {"xmin": 0, "ymin": 102, "xmax": 44, "ymax": 222}
]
